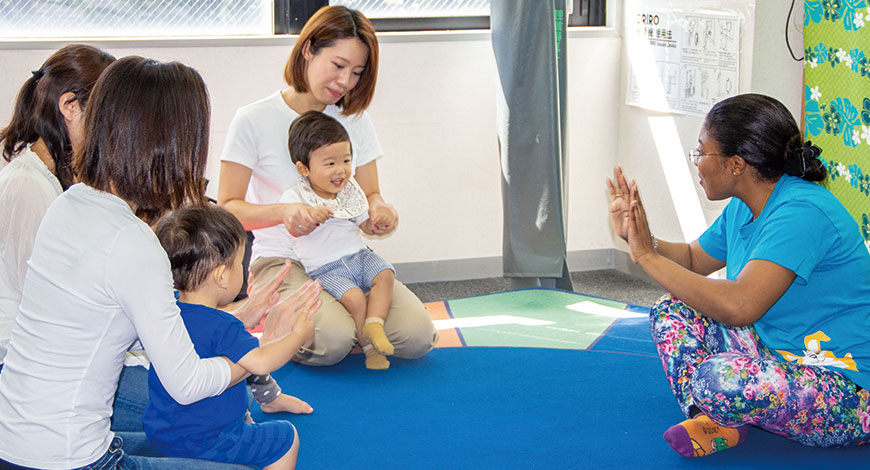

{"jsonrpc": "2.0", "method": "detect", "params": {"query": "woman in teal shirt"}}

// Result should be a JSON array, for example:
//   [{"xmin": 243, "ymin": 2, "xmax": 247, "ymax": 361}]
[{"xmin": 609, "ymin": 93, "xmax": 870, "ymax": 458}]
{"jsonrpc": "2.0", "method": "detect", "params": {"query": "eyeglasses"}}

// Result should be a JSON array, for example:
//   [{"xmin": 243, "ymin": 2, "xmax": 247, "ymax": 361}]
[{"xmin": 688, "ymin": 148, "xmax": 726, "ymax": 164}]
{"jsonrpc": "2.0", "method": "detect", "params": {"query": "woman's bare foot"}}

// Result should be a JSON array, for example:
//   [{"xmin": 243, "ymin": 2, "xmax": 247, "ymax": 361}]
[{"xmin": 259, "ymin": 393, "xmax": 313, "ymax": 414}]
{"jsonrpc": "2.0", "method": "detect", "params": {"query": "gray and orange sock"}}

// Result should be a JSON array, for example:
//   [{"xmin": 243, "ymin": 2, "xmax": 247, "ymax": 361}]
[{"xmin": 663, "ymin": 414, "xmax": 749, "ymax": 457}]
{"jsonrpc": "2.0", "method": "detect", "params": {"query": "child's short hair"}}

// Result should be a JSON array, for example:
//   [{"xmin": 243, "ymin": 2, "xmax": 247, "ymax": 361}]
[
  {"xmin": 156, "ymin": 204, "xmax": 247, "ymax": 292},
  {"xmin": 288, "ymin": 110, "xmax": 352, "ymax": 167}
]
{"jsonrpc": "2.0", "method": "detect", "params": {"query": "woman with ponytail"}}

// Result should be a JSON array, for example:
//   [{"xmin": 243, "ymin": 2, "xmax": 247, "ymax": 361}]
[
  {"xmin": 0, "ymin": 45, "xmax": 161, "ymax": 436},
  {"xmin": 0, "ymin": 56, "xmax": 313, "ymax": 470},
  {"xmin": 0, "ymin": 44, "xmax": 115, "ymax": 369},
  {"xmin": 607, "ymin": 93, "xmax": 870, "ymax": 457}
]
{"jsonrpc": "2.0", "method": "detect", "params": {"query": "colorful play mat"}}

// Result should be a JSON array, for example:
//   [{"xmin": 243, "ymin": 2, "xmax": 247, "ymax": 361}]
[{"xmin": 254, "ymin": 288, "xmax": 870, "ymax": 469}]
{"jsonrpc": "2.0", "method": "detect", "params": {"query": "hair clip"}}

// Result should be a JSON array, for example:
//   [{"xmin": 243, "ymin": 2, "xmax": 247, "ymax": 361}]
[
  {"xmin": 800, "ymin": 142, "xmax": 821, "ymax": 161},
  {"xmin": 788, "ymin": 142, "xmax": 821, "ymax": 177},
  {"xmin": 31, "ymin": 69, "xmax": 43, "ymax": 81}
]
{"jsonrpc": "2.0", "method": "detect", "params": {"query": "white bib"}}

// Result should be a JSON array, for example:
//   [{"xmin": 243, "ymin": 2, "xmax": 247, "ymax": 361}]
[{"xmin": 296, "ymin": 175, "xmax": 368, "ymax": 219}]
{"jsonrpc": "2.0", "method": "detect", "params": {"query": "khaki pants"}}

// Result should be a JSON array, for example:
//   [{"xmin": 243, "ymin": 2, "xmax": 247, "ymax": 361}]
[{"xmin": 250, "ymin": 257, "xmax": 437, "ymax": 366}]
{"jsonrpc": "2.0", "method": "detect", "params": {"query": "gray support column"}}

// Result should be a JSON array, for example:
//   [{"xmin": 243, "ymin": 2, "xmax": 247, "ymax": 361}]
[{"xmin": 491, "ymin": 0, "xmax": 572, "ymax": 291}]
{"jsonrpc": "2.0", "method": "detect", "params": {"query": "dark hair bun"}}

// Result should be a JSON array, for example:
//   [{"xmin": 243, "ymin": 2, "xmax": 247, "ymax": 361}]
[{"xmin": 784, "ymin": 139, "xmax": 827, "ymax": 182}]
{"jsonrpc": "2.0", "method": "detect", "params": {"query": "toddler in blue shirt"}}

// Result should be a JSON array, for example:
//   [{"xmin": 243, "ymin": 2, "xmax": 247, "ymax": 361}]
[{"xmin": 145, "ymin": 204, "xmax": 318, "ymax": 469}]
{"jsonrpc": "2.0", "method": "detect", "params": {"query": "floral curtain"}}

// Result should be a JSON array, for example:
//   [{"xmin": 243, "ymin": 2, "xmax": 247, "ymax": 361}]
[{"xmin": 803, "ymin": 0, "xmax": 870, "ymax": 252}]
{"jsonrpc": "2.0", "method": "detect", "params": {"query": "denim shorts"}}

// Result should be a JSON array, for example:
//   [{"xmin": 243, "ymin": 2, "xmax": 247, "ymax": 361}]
[
  {"xmin": 195, "ymin": 419, "xmax": 295, "ymax": 468},
  {"xmin": 308, "ymin": 248, "xmax": 394, "ymax": 300}
]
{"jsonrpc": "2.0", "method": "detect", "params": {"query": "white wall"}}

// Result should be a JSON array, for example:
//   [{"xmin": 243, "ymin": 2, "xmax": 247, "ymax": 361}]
[
  {"xmin": 751, "ymin": 0, "xmax": 804, "ymax": 111},
  {"xmin": 0, "ymin": 0, "xmax": 805, "ymax": 283},
  {"xmin": 614, "ymin": 0, "xmax": 805, "ymax": 250},
  {"xmin": 0, "ymin": 31, "xmax": 623, "ymax": 281}
]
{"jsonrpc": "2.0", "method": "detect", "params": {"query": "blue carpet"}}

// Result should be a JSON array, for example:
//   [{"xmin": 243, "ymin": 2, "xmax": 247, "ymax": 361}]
[
  {"xmin": 588, "ymin": 317, "xmax": 657, "ymax": 356},
  {"xmin": 254, "ymin": 347, "xmax": 870, "ymax": 469}
]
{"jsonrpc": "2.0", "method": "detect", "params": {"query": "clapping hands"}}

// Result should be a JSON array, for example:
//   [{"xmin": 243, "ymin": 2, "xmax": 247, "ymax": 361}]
[
  {"xmin": 260, "ymin": 278, "xmax": 321, "ymax": 347},
  {"xmin": 606, "ymin": 166, "xmax": 656, "ymax": 264}
]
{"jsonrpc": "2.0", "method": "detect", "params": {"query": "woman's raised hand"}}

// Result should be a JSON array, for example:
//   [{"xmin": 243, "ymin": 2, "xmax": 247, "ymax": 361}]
[
  {"xmin": 234, "ymin": 260, "xmax": 293, "ymax": 329},
  {"xmin": 260, "ymin": 279, "xmax": 322, "ymax": 343},
  {"xmin": 626, "ymin": 181, "xmax": 656, "ymax": 264},
  {"xmin": 606, "ymin": 166, "xmax": 632, "ymax": 241},
  {"xmin": 282, "ymin": 203, "xmax": 332, "ymax": 237},
  {"xmin": 290, "ymin": 289, "xmax": 317, "ymax": 349}
]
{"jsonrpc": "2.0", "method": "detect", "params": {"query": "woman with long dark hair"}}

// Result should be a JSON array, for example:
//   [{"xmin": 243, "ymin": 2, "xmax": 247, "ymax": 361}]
[
  {"xmin": 0, "ymin": 56, "xmax": 319, "ymax": 470},
  {"xmin": 0, "ymin": 44, "xmax": 115, "ymax": 370}
]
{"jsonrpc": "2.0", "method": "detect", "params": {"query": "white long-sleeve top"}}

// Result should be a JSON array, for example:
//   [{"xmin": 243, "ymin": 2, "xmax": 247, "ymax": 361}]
[
  {"xmin": 0, "ymin": 183, "xmax": 231, "ymax": 469},
  {"xmin": 0, "ymin": 148, "xmax": 62, "ymax": 364}
]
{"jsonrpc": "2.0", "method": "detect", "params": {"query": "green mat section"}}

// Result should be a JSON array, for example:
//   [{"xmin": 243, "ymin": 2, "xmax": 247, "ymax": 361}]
[{"xmin": 446, "ymin": 289, "xmax": 635, "ymax": 349}]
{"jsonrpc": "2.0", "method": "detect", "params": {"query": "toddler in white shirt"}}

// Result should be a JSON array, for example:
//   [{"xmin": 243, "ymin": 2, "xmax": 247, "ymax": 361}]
[{"xmin": 279, "ymin": 111, "xmax": 396, "ymax": 370}]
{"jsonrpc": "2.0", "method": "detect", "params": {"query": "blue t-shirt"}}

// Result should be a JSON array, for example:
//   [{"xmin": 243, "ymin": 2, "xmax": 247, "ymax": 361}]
[
  {"xmin": 699, "ymin": 175, "xmax": 870, "ymax": 389},
  {"xmin": 143, "ymin": 302, "xmax": 259, "ymax": 457}
]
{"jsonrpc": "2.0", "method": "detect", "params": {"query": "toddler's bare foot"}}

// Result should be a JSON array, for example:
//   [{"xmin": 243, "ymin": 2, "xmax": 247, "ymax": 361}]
[{"xmin": 260, "ymin": 393, "xmax": 313, "ymax": 414}]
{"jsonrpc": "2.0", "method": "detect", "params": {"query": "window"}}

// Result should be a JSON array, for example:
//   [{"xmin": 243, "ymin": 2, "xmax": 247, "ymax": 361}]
[
  {"xmin": 0, "ymin": 0, "xmax": 272, "ymax": 39},
  {"xmin": 0, "ymin": 0, "xmax": 606, "ymax": 40},
  {"xmin": 277, "ymin": 0, "xmax": 606, "ymax": 34},
  {"xmin": 329, "ymin": 0, "xmax": 490, "ymax": 31}
]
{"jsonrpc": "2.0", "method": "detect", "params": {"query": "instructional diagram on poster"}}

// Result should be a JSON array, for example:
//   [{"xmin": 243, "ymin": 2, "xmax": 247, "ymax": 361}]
[{"xmin": 626, "ymin": 7, "xmax": 740, "ymax": 116}]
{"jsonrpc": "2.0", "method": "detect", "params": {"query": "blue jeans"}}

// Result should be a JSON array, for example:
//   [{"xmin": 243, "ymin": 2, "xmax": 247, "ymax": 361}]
[
  {"xmin": 76, "ymin": 434, "xmax": 253, "ymax": 470},
  {"xmin": 111, "ymin": 366, "xmax": 149, "ymax": 432},
  {"xmin": 0, "ymin": 434, "xmax": 252, "ymax": 470}
]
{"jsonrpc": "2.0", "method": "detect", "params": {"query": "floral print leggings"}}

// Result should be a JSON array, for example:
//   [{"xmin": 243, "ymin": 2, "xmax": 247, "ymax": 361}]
[{"xmin": 651, "ymin": 294, "xmax": 870, "ymax": 447}]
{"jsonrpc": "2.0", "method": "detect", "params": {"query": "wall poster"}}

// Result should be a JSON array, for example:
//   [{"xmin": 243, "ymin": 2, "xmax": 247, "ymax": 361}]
[{"xmin": 625, "ymin": 5, "xmax": 741, "ymax": 116}]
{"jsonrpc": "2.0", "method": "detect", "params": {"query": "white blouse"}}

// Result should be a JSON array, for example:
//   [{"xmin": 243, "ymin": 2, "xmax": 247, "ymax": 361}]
[
  {"xmin": 0, "ymin": 148, "xmax": 62, "ymax": 364},
  {"xmin": 0, "ymin": 183, "xmax": 230, "ymax": 469}
]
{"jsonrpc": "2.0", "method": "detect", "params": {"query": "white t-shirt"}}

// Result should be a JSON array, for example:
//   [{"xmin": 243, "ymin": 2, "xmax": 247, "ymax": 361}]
[
  {"xmin": 0, "ymin": 148, "xmax": 62, "ymax": 364},
  {"xmin": 220, "ymin": 90, "xmax": 383, "ymax": 262},
  {"xmin": 0, "ymin": 184, "xmax": 230, "ymax": 469},
  {"xmin": 280, "ymin": 184, "xmax": 368, "ymax": 271}
]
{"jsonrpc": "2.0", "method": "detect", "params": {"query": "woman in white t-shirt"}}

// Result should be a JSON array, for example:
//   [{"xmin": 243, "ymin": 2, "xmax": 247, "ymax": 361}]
[
  {"xmin": 0, "ymin": 45, "xmax": 188, "ymax": 437},
  {"xmin": 0, "ymin": 44, "xmax": 114, "ymax": 369},
  {"xmin": 0, "ymin": 56, "xmax": 320, "ymax": 470},
  {"xmin": 218, "ymin": 5, "xmax": 436, "ymax": 366},
  {"xmin": 0, "ymin": 45, "xmax": 160, "ymax": 435}
]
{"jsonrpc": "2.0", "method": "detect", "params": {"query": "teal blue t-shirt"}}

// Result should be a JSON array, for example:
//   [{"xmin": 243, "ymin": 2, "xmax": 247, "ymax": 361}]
[{"xmin": 699, "ymin": 175, "xmax": 870, "ymax": 389}]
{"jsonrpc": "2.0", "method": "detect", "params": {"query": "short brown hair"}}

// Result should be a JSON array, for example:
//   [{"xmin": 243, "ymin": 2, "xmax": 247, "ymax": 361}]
[
  {"xmin": 288, "ymin": 111, "xmax": 351, "ymax": 167},
  {"xmin": 156, "ymin": 204, "xmax": 246, "ymax": 292},
  {"xmin": 73, "ymin": 56, "xmax": 210, "ymax": 224},
  {"xmin": 284, "ymin": 5, "xmax": 379, "ymax": 116}
]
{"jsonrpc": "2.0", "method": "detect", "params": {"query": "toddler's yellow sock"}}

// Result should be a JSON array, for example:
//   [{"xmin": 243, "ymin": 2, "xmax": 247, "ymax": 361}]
[
  {"xmin": 362, "ymin": 318, "xmax": 394, "ymax": 356},
  {"xmin": 363, "ymin": 344, "xmax": 390, "ymax": 370}
]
